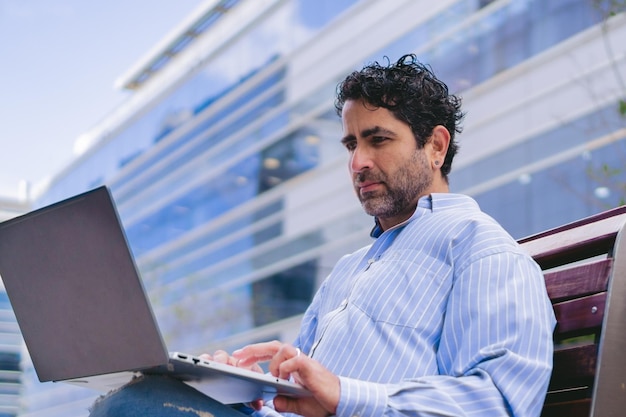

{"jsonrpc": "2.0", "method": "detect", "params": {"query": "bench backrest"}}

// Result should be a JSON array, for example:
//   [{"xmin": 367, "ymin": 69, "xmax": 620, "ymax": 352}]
[{"xmin": 518, "ymin": 206, "xmax": 626, "ymax": 417}]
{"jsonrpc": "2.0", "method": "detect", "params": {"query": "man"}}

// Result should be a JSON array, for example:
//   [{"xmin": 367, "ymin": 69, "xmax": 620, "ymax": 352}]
[{"xmin": 90, "ymin": 54, "xmax": 555, "ymax": 417}]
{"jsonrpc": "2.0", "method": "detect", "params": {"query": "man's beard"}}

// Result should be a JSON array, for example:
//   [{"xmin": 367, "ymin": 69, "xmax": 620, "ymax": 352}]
[{"xmin": 355, "ymin": 151, "xmax": 432, "ymax": 219}]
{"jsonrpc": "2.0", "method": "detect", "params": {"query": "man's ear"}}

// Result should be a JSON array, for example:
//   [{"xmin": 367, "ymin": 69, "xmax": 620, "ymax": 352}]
[{"xmin": 429, "ymin": 125, "xmax": 450, "ymax": 169}]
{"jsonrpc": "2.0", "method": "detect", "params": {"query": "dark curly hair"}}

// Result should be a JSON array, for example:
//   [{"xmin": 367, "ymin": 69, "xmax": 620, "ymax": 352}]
[{"xmin": 335, "ymin": 54, "xmax": 464, "ymax": 180}]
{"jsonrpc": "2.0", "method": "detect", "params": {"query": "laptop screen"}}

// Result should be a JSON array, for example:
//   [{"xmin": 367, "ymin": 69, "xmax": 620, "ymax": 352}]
[{"xmin": 0, "ymin": 187, "xmax": 169, "ymax": 381}]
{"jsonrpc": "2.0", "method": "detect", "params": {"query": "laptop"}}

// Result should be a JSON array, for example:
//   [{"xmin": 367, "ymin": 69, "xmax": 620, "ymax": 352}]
[{"xmin": 0, "ymin": 186, "xmax": 309, "ymax": 405}]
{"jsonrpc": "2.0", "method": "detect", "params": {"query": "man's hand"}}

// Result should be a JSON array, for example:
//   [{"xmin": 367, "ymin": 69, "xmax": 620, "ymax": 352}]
[
  {"xmin": 200, "ymin": 350, "xmax": 264, "ymax": 373},
  {"xmin": 234, "ymin": 342, "xmax": 340, "ymax": 417},
  {"xmin": 200, "ymin": 350, "xmax": 265, "ymax": 410},
  {"xmin": 200, "ymin": 350, "xmax": 237, "ymax": 366}
]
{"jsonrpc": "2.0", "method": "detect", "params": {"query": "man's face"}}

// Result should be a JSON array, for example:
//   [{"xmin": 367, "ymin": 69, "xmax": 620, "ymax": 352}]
[{"xmin": 341, "ymin": 99, "xmax": 434, "ymax": 229}]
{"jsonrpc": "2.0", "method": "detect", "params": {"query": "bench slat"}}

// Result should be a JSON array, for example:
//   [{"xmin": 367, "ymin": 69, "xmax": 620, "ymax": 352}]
[
  {"xmin": 553, "ymin": 293, "xmax": 606, "ymax": 337},
  {"xmin": 541, "ymin": 399, "xmax": 591, "ymax": 417},
  {"xmin": 519, "ymin": 207, "xmax": 626, "ymax": 269},
  {"xmin": 549, "ymin": 344, "xmax": 597, "ymax": 391},
  {"xmin": 544, "ymin": 259, "xmax": 611, "ymax": 302},
  {"xmin": 519, "ymin": 206, "xmax": 626, "ymax": 246}
]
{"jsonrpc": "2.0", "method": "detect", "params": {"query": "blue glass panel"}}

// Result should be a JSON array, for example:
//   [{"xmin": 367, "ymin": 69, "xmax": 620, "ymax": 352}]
[
  {"xmin": 367, "ymin": 0, "xmax": 603, "ymax": 95},
  {"xmin": 114, "ymin": 60, "xmax": 285, "ymax": 203},
  {"xmin": 124, "ymin": 153, "xmax": 260, "ymax": 254},
  {"xmin": 295, "ymin": 0, "xmax": 359, "ymax": 28},
  {"xmin": 475, "ymin": 137, "xmax": 626, "ymax": 239},
  {"xmin": 450, "ymin": 101, "xmax": 626, "ymax": 192},
  {"xmin": 252, "ymin": 259, "xmax": 317, "ymax": 326}
]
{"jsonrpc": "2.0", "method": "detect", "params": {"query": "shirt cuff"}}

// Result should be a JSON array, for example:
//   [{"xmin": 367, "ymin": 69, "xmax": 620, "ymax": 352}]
[{"xmin": 337, "ymin": 376, "xmax": 387, "ymax": 417}]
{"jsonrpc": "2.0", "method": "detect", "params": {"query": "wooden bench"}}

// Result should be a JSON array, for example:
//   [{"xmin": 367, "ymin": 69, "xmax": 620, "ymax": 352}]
[{"xmin": 518, "ymin": 206, "xmax": 626, "ymax": 417}]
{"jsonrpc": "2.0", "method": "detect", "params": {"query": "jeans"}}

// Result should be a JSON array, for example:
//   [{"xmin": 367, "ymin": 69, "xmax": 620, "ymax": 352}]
[{"xmin": 89, "ymin": 375, "xmax": 250, "ymax": 417}]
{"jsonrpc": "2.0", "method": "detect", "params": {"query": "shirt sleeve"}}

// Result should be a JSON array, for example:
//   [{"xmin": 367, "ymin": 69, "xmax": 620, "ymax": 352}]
[{"xmin": 337, "ymin": 251, "xmax": 556, "ymax": 417}]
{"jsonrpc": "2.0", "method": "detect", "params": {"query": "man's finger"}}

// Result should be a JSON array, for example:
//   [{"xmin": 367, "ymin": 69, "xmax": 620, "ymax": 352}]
[
  {"xmin": 212, "ymin": 350, "xmax": 237, "ymax": 366},
  {"xmin": 269, "ymin": 345, "xmax": 301, "ymax": 378},
  {"xmin": 232, "ymin": 341, "xmax": 282, "ymax": 366},
  {"xmin": 273, "ymin": 396, "xmax": 328, "ymax": 417},
  {"xmin": 273, "ymin": 395, "xmax": 301, "ymax": 415}
]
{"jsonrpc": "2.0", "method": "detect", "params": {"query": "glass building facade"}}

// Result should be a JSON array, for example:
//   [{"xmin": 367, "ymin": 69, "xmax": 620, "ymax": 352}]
[
  {"xmin": 0, "ymin": 292, "xmax": 21, "ymax": 417},
  {"xmin": 0, "ymin": 196, "xmax": 31, "ymax": 417},
  {"xmin": 13, "ymin": 0, "xmax": 626, "ymax": 415}
]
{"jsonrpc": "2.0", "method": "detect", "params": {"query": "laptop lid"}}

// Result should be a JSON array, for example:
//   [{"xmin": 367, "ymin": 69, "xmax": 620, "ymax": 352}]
[
  {"xmin": 0, "ymin": 186, "xmax": 310, "ymax": 404},
  {"xmin": 0, "ymin": 186, "xmax": 170, "ymax": 382}
]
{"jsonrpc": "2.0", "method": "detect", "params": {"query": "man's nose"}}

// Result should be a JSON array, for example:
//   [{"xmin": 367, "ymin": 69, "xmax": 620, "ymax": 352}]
[{"xmin": 350, "ymin": 145, "xmax": 373, "ymax": 173}]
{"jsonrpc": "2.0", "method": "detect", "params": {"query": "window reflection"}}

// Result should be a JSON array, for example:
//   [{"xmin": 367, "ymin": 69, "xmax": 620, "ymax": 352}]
[
  {"xmin": 252, "ymin": 260, "xmax": 317, "ymax": 327},
  {"xmin": 474, "ymin": 137, "xmax": 626, "ymax": 239}
]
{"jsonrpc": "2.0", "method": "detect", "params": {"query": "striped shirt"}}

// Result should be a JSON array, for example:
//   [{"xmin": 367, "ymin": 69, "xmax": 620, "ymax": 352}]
[{"xmin": 263, "ymin": 193, "xmax": 556, "ymax": 417}]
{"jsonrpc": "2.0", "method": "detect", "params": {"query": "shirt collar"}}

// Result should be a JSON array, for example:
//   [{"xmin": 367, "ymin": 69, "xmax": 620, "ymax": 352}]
[
  {"xmin": 369, "ymin": 218, "xmax": 384, "ymax": 238},
  {"xmin": 369, "ymin": 193, "xmax": 479, "ymax": 238},
  {"xmin": 369, "ymin": 196, "xmax": 431, "ymax": 238}
]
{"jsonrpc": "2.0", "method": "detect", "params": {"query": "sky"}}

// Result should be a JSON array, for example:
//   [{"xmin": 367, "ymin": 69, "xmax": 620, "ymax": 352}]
[{"xmin": 0, "ymin": 0, "xmax": 206, "ymax": 200}]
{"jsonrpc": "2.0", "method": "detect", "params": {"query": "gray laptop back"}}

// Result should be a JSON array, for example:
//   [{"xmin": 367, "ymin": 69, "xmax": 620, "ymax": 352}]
[{"xmin": 0, "ymin": 186, "xmax": 169, "ymax": 382}]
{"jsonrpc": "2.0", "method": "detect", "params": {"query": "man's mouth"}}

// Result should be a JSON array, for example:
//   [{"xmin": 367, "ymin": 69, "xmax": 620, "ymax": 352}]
[{"xmin": 357, "ymin": 181, "xmax": 381, "ymax": 194}]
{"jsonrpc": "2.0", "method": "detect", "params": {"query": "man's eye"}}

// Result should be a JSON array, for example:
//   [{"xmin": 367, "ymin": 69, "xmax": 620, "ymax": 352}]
[
  {"xmin": 372, "ymin": 136, "xmax": 387, "ymax": 145},
  {"xmin": 344, "ymin": 142, "xmax": 356, "ymax": 151}
]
